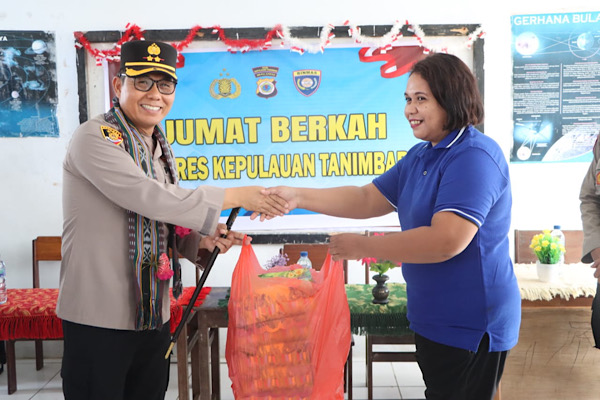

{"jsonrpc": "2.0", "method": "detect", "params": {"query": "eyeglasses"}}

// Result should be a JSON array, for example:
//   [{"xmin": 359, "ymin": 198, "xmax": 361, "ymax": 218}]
[{"xmin": 125, "ymin": 75, "xmax": 177, "ymax": 95}]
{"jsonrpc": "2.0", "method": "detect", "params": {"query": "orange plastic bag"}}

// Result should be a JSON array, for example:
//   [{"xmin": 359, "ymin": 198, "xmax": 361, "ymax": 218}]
[{"xmin": 226, "ymin": 240, "xmax": 351, "ymax": 399}]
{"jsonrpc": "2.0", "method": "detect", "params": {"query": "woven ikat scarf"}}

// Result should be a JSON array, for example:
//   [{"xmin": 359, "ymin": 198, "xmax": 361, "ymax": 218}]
[{"xmin": 106, "ymin": 105, "xmax": 181, "ymax": 330}]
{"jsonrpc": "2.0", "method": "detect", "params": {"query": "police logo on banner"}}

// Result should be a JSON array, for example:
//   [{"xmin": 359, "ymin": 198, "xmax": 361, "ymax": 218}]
[
  {"xmin": 209, "ymin": 69, "xmax": 241, "ymax": 99},
  {"xmin": 252, "ymin": 66, "xmax": 279, "ymax": 99},
  {"xmin": 293, "ymin": 70, "xmax": 321, "ymax": 97}
]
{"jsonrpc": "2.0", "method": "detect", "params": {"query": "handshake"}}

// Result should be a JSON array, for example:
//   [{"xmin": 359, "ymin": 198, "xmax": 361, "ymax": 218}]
[{"xmin": 227, "ymin": 185, "xmax": 299, "ymax": 221}]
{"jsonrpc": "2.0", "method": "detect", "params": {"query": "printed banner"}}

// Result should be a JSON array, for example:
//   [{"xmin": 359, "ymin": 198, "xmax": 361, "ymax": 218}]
[
  {"xmin": 0, "ymin": 31, "xmax": 58, "ymax": 137},
  {"xmin": 166, "ymin": 45, "xmax": 425, "ymax": 218},
  {"xmin": 511, "ymin": 12, "xmax": 600, "ymax": 163}
]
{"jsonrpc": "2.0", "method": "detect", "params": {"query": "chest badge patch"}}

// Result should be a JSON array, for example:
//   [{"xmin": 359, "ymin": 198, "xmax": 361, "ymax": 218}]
[{"xmin": 101, "ymin": 125, "xmax": 123, "ymax": 145}]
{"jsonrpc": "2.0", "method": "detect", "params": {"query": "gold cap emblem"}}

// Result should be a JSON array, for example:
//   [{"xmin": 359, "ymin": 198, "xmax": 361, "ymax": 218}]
[{"xmin": 145, "ymin": 43, "xmax": 163, "ymax": 63}]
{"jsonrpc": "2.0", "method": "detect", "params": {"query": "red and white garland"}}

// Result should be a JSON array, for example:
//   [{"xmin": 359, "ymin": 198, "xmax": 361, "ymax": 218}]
[
  {"xmin": 346, "ymin": 20, "xmax": 404, "ymax": 50},
  {"xmin": 74, "ymin": 21, "xmax": 485, "ymax": 65},
  {"xmin": 74, "ymin": 23, "xmax": 144, "ymax": 65},
  {"xmin": 278, "ymin": 24, "xmax": 337, "ymax": 54}
]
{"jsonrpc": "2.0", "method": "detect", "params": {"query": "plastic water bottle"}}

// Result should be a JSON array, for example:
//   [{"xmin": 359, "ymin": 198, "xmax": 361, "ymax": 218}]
[
  {"xmin": 296, "ymin": 251, "xmax": 312, "ymax": 269},
  {"xmin": 551, "ymin": 225, "xmax": 565, "ymax": 263},
  {"xmin": 0, "ymin": 257, "xmax": 7, "ymax": 304}
]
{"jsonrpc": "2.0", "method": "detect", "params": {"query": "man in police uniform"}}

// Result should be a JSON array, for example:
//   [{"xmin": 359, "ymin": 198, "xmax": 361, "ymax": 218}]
[
  {"xmin": 579, "ymin": 136, "xmax": 600, "ymax": 349},
  {"xmin": 58, "ymin": 40, "xmax": 286, "ymax": 400}
]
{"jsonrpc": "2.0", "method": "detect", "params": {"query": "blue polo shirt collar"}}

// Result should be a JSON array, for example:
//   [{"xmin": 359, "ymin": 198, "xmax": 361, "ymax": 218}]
[{"xmin": 429, "ymin": 126, "xmax": 468, "ymax": 150}]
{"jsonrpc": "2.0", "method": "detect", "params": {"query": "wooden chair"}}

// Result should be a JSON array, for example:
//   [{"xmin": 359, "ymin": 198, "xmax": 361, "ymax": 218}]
[
  {"xmin": 281, "ymin": 243, "xmax": 353, "ymax": 399},
  {"xmin": 514, "ymin": 229, "xmax": 583, "ymax": 264},
  {"xmin": 31, "ymin": 236, "xmax": 62, "ymax": 369},
  {"xmin": 4, "ymin": 236, "xmax": 63, "ymax": 394}
]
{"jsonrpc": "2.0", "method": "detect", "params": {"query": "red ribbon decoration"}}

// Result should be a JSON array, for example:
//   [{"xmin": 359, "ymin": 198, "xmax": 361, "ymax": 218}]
[
  {"xmin": 74, "ymin": 23, "xmax": 145, "ymax": 65},
  {"xmin": 74, "ymin": 24, "xmax": 285, "ymax": 68}
]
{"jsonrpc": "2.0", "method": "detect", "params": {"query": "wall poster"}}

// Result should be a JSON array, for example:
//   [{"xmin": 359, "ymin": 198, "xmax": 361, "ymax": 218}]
[
  {"xmin": 511, "ymin": 12, "xmax": 600, "ymax": 163},
  {"xmin": 0, "ymin": 30, "xmax": 58, "ymax": 138}
]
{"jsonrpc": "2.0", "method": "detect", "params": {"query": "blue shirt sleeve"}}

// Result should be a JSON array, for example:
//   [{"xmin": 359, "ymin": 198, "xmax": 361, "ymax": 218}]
[{"xmin": 434, "ymin": 147, "xmax": 509, "ymax": 227}]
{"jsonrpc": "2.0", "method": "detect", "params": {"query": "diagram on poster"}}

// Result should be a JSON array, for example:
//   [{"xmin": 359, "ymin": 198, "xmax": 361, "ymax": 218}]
[
  {"xmin": 0, "ymin": 31, "xmax": 58, "ymax": 137},
  {"xmin": 511, "ymin": 12, "xmax": 600, "ymax": 163}
]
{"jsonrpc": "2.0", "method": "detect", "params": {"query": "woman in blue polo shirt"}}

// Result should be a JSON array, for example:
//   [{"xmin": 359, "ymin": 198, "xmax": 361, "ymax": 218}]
[{"xmin": 265, "ymin": 53, "xmax": 520, "ymax": 400}]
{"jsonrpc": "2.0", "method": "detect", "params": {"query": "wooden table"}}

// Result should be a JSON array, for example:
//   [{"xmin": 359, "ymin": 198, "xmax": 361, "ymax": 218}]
[
  {"xmin": 180, "ymin": 287, "xmax": 229, "ymax": 400},
  {"xmin": 514, "ymin": 262, "xmax": 596, "ymax": 307}
]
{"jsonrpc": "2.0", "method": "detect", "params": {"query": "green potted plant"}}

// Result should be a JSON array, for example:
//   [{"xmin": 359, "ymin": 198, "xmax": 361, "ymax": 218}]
[{"xmin": 529, "ymin": 230, "xmax": 566, "ymax": 282}]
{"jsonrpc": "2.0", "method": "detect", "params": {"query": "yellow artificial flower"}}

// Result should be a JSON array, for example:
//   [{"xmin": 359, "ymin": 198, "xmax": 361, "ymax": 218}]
[{"xmin": 529, "ymin": 230, "xmax": 565, "ymax": 264}]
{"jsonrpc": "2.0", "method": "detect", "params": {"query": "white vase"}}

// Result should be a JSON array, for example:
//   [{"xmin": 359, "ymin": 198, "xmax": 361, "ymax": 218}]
[{"xmin": 536, "ymin": 261, "xmax": 561, "ymax": 282}]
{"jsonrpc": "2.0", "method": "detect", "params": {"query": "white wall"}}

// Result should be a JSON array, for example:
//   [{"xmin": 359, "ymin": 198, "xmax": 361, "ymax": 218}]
[{"xmin": 0, "ymin": 0, "xmax": 596, "ymax": 357}]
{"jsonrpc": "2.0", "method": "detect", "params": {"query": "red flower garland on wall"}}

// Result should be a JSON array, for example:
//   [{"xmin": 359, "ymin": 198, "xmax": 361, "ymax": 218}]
[
  {"xmin": 74, "ymin": 24, "xmax": 283, "ymax": 67},
  {"xmin": 74, "ymin": 22, "xmax": 485, "ymax": 67},
  {"xmin": 213, "ymin": 25, "xmax": 281, "ymax": 53},
  {"xmin": 74, "ymin": 23, "xmax": 145, "ymax": 65}
]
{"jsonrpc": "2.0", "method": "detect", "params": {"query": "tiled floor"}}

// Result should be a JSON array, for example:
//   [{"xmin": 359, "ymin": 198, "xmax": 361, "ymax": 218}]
[{"xmin": 0, "ymin": 356, "xmax": 426, "ymax": 400}]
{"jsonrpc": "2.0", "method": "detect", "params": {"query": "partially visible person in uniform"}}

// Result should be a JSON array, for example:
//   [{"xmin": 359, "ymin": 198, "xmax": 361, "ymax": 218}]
[
  {"xmin": 579, "ymin": 137, "xmax": 600, "ymax": 348},
  {"xmin": 264, "ymin": 53, "xmax": 520, "ymax": 400},
  {"xmin": 57, "ymin": 40, "xmax": 286, "ymax": 400}
]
